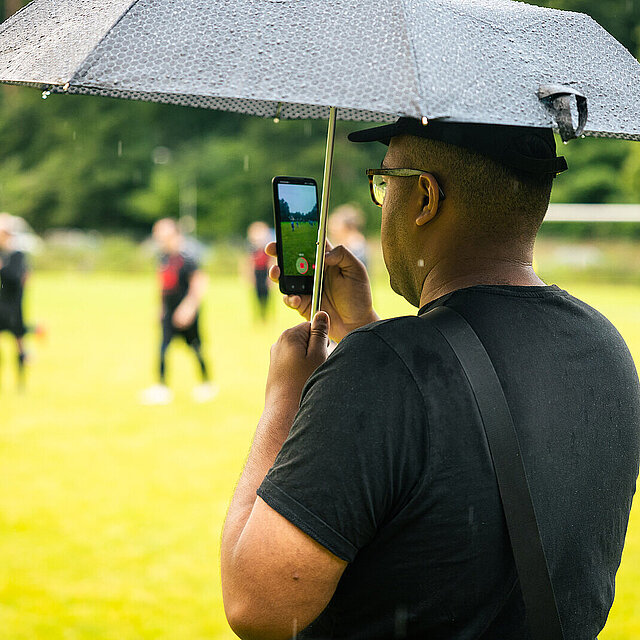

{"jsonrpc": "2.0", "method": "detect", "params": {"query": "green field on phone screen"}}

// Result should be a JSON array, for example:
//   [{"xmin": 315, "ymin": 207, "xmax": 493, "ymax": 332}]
[{"xmin": 280, "ymin": 220, "xmax": 318, "ymax": 276}]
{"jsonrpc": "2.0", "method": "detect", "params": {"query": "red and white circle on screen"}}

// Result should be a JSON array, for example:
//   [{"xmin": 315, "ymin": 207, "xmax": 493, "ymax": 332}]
[{"xmin": 296, "ymin": 256, "xmax": 309, "ymax": 274}]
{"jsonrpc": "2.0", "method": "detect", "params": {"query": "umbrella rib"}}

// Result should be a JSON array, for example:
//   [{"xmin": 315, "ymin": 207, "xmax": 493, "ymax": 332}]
[
  {"xmin": 398, "ymin": 0, "xmax": 429, "ymax": 120},
  {"xmin": 67, "ymin": 0, "xmax": 143, "ymax": 89}
]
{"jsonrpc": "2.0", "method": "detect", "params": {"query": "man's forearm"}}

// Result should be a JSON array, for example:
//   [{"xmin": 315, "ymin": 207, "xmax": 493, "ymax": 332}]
[
  {"xmin": 184, "ymin": 271, "xmax": 207, "ymax": 307},
  {"xmin": 222, "ymin": 400, "xmax": 298, "ymax": 559}
]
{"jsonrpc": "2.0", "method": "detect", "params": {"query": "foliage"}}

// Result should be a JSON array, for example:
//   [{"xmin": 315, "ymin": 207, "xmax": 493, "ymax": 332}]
[
  {"xmin": 0, "ymin": 0, "xmax": 638, "ymax": 239},
  {"xmin": 0, "ymin": 87, "xmax": 383, "ymax": 238}
]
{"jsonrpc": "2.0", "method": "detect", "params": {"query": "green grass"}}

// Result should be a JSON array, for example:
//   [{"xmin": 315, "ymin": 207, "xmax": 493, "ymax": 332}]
[
  {"xmin": 280, "ymin": 221, "xmax": 318, "ymax": 276},
  {"xmin": 0, "ymin": 271, "xmax": 638, "ymax": 639}
]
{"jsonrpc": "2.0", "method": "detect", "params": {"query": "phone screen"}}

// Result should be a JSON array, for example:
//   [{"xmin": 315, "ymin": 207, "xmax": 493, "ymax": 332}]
[{"xmin": 273, "ymin": 177, "xmax": 319, "ymax": 292}]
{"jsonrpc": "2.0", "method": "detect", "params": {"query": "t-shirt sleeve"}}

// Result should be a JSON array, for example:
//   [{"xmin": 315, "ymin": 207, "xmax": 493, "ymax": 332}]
[
  {"xmin": 257, "ymin": 328, "xmax": 429, "ymax": 562},
  {"xmin": 182, "ymin": 254, "xmax": 199, "ymax": 278}
]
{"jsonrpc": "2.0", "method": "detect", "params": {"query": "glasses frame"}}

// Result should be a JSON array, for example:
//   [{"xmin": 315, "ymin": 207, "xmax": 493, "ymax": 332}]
[{"xmin": 366, "ymin": 168, "xmax": 446, "ymax": 207}]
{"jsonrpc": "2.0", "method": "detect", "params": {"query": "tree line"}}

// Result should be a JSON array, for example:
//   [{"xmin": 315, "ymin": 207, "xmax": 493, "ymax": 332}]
[{"xmin": 0, "ymin": 0, "xmax": 638, "ymax": 240}]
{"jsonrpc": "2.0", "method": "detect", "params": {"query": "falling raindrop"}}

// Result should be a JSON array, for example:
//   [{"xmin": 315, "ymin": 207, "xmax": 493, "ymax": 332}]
[
  {"xmin": 117, "ymin": 141, "xmax": 123, "ymax": 157},
  {"xmin": 243, "ymin": 154, "xmax": 250, "ymax": 172}
]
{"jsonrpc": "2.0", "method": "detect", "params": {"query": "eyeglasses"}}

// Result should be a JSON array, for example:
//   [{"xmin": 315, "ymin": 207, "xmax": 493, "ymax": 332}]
[{"xmin": 366, "ymin": 168, "xmax": 446, "ymax": 207}]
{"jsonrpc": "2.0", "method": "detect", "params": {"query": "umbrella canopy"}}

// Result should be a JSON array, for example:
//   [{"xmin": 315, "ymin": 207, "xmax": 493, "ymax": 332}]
[{"xmin": 0, "ymin": 0, "xmax": 639, "ymax": 140}]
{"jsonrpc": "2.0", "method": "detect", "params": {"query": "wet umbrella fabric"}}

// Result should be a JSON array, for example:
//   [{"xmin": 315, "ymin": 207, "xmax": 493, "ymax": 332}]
[{"xmin": 0, "ymin": 0, "xmax": 639, "ymax": 140}]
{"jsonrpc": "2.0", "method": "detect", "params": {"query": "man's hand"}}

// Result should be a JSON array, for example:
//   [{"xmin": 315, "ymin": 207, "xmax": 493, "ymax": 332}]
[
  {"xmin": 266, "ymin": 241, "xmax": 379, "ymax": 343},
  {"xmin": 172, "ymin": 270, "xmax": 208, "ymax": 328},
  {"xmin": 265, "ymin": 311, "xmax": 330, "ymax": 409},
  {"xmin": 172, "ymin": 299, "xmax": 197, "ymax": 328}
]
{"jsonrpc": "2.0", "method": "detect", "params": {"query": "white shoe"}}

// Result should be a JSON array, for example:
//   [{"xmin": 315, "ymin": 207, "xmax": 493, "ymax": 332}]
[
  {"xmin": 139, "ymin": 384, "xmax": 173, "ymax": 405},
  {"xmin": 192, "ymin": 382, "xmax": 219, "ymax": 403}
]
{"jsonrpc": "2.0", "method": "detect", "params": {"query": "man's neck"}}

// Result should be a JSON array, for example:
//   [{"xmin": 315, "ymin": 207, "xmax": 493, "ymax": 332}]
[{"xmin": 419, "ymin": 254, "xmax": 546, "ymax": 308}]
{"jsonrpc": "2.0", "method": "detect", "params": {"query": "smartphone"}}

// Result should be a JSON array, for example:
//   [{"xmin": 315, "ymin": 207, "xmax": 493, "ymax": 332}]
[{"xmin": 272, "ymin": 176, "xmax": 320, "ymax": 295}]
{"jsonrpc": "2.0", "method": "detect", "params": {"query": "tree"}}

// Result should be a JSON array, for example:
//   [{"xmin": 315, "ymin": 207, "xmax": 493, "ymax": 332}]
[{"xmin": 0, "ymin": 0, "xmax": 638, "ymax": 239}]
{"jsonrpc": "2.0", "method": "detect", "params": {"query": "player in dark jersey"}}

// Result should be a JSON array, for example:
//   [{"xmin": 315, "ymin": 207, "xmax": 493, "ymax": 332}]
[
  {"xmin": 140, "ymin": 218, "xmax": 217, "ymax": 405},
  {"xmin": 246, "ymin": 221, "xmax": 273, "ymax": 322},
  {"xmin": 0, "ymin": 215, "xmax": 28, "ymax": 390}
]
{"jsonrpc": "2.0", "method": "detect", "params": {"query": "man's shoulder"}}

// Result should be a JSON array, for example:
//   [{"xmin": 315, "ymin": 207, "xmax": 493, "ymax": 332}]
[
  {"xmin": 332, "ymin": 315, "xmax": 446, "ymax": 373},
  {"xmin": 306, "ymin": 316, "xmax": 433, "ymax": 410},
  {"xmin": 179, "ymin": 250, "xmax": 200, "ymax": 270},
  {"xmin": 6, "ymin": 250, "xmax": 25, "ymax": 262},
  {"xmin": 344, "ymin": 314, "xmax": 441, "ymax": 350}
]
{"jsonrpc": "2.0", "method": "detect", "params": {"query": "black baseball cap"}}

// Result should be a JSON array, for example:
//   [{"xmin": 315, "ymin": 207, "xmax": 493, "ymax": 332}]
[{"xmin": 348, "ymin": 117, "xmax": 568, "ymax": 176}]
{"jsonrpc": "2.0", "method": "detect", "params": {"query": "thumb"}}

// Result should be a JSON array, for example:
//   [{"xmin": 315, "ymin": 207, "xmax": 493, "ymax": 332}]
[{"xmin": 307, "ymin": 311, "xmax": 330, "ymax": 356}]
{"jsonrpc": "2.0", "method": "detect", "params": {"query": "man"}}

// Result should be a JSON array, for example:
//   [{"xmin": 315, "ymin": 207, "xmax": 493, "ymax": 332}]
[
  {"xmin": 140, "ymin": 218, "xmax": 217, "ymax": 404},
  {"xmin": 246, "ymin": 221, "xmax": 274, "ymax": 322},
  {"xmin": 0, "ymin": 213, "xmax": 28, "ymax": 390},
  {"xmin": 221, "ymin": 119, "xmax": 640, "ymax": 639},
  {"xmin": 328, "ymin": 204, "xmax": 368, "ymax": 267}
]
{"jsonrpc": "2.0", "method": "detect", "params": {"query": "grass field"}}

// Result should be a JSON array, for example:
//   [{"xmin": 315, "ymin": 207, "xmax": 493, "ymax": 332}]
[
  {"xmin": 1, "ymin": 271, "xmax": 639, "ymax": 639},
  {"xmin": 280, "ymin": 221, "xmax": 317, "ymax": 276}
]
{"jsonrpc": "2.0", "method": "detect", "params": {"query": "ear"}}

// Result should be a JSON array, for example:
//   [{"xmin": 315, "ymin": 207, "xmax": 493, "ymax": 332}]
[{"xmin": 415, "ymin": 173, "xmax": 441, "ymax": 226}]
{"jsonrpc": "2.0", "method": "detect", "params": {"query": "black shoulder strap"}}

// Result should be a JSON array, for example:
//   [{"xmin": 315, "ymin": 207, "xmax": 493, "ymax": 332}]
[{"xmin": 424, "ymin": 305, "xmax": 564, "ymax": 640}]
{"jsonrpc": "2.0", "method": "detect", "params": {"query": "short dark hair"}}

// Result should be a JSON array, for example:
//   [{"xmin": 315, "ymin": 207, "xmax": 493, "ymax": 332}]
[{"xmin": 404, "ymin": 135, "xmax": 553, "ymax": 241}]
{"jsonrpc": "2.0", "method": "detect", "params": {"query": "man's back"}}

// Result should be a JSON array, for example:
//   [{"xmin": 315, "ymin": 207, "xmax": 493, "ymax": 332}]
[{"xmin": 258, "ymin": 284, "xmax": 640, "ymax": 639}]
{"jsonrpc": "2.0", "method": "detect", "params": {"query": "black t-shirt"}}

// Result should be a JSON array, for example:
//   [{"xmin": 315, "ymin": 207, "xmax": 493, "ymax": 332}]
[
  {"xmin": 0, "ymin": 250, "xmax": 26, "ymax": 304},
  {"xmin": 257, "ymin": 285, "xmax": 640, "ymax": 640},
  {"xmin": 158, "ymin": 252, "xmax": 198, "ymax": 317}
]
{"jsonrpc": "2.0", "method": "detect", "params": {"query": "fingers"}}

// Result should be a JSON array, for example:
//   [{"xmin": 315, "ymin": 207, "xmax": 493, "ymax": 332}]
[
  {"xmin": 284, "ymin": 294, "xmax": 311, "ymax": 320},
  {"xmin": 265, "ymin": 241, "xmax": 277, "ymax": 258},
  {"xmin": 268, "ymin": 264, "xmax": 280, "ymax": 283},
  {"xmin": 308, "ymin": 311, "xmax": 330, "ymax": 355}
]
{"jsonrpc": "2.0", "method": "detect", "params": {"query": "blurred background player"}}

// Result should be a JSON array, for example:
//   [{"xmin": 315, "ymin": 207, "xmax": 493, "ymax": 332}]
[
  {"xmin": 140, "ymin": 218, "xmax": 217, "ymax": 405},
  {"xmin": 0, "ymin": 213, "xmax": 28, "ymax": 390},
  {"xmin": 327, "ymin": 204, "xmax": 368, "ymax": 267},
  {"xmin": 245, "ymin": 221, "xmax": 274, "ymax": 322}
]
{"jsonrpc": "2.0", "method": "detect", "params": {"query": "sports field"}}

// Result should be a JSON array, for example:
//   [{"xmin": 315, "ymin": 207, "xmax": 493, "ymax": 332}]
[
  {"xmin": 1, "ymin": 271, "xmax": 639, "ymax": 640},
  {"xmin": 280, "ymin": 221, "xmax": 317, "ymax": 276}
]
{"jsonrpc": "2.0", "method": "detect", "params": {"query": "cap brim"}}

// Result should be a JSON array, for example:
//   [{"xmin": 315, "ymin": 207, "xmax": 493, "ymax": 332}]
[{"xmin": 347, "ymin": 122, "xmax": 403, "ymax": 145}]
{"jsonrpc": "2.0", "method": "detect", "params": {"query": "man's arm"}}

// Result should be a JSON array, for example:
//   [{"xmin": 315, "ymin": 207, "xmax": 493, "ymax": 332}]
[
  {"xmin": 221, "ymin": 314, "xmax": 347, "ymax": 640},
  {"xmin": 172, "ymin": 269, "xmax": 207, "ymax": 328}
]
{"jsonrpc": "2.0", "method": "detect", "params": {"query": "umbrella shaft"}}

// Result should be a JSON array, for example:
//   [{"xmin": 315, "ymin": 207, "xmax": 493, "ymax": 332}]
[{"xmin": 311, "ymin": 106, "xmax": 337, "ymax": 318}]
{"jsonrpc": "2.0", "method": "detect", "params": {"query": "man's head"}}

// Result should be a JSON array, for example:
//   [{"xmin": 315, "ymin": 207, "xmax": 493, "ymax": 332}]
[
  {"xmin": 247, "ymin": 221, "xmax": 271, "ymax": 248},
  {"xmin": 152, "ymin": 218, "xmax": 182, "ymax": 254},
  {"xmin": 328, "ymin": 204, "xmax": 365, "ymax": 244},
  {"xmin": 349, "ymin": 119, "xmax": 563, "ymax": 306}
]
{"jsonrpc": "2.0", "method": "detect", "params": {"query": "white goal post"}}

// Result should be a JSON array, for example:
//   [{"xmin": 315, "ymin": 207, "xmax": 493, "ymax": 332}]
[{"xmin": 545, "ymin": 204, "xmax": 640, "ymax": 222}]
